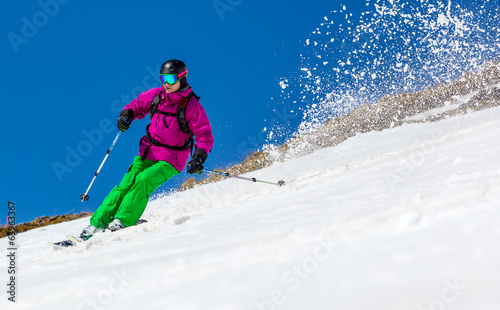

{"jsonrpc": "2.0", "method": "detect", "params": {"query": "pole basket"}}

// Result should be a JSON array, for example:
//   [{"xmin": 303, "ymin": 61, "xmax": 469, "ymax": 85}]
[{"xmin": 80, "ymin": 193, "xmax": 90, "ymax": 201}]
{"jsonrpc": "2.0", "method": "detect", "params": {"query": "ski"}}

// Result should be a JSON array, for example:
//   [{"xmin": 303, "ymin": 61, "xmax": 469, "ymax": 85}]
[
  {"xmin": 66, "ymin": 235, "xmax": 84, "ymax": 244},
  {"xmin": 49, "ymin": 219, "xmax": 148, "ymax": 248},
  {"xmin": 48, "ymin": 239, "xmax": 77, "ymax": 248}
]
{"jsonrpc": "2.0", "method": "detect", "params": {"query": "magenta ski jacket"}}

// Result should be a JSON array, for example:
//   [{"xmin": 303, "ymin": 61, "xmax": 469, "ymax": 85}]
[{"xmin": 123, "ymin": 85, "xmax": 214, "ymax": 171}]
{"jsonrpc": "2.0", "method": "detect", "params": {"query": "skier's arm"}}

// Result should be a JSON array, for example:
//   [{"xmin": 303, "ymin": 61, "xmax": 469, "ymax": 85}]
[
  {"xmin": 122, "ymin": 87, "xmax": 161, "ymax": 121},
  {"xmin": 187, "ymin": 101, "xmax": 214, "ymax": 157},
  {"xmin": 185, "ymin": 99, "xmax": 214, "ymax": 174}
]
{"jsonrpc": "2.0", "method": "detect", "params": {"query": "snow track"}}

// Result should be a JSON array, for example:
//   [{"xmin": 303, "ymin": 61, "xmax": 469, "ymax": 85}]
[{"xmin": 2, "ymin": 106, "xmax": 500, "ymax": 310}]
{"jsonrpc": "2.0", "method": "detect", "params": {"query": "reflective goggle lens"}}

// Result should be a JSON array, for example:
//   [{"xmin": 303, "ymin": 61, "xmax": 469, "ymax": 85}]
[
  {"xmin": 159, "ymin": 74, "xmax": 178, "ymax": 85},
  {"xmin": 159, "ymin": 70, "xmax": 187, "ymax": 85}
]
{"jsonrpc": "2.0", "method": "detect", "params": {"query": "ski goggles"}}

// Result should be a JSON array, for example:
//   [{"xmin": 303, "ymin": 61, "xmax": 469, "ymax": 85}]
[{"xmin": 159, "ymin": 70, "xmax": 187, "ymax": 85}]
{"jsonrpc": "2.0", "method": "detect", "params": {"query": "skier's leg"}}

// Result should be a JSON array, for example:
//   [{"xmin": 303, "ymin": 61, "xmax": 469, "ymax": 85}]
[
  {"xmin": 114, "ymin": 160, "xmax": 179, "ymax": 227},
  {"xmin": 89, "ymin": 156, "xmax": 147, "ymax": 228}
]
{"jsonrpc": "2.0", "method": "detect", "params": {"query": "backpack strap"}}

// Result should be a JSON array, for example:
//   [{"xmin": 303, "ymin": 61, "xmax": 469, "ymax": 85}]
[
  {"xmin": 177, "ymin": 91, "xmax": 195, "ymax": 134},
  {"xmin": 148, "ymin": 91, "xmax": 162, "ymax": 117},
  {"xmin": 177, "ymin": 91, "xmax": 199, "ymax": 155}
]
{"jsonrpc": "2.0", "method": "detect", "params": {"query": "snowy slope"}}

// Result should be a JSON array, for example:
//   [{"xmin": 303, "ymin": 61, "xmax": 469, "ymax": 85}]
[{"xmin": 2, "ymin": 105, "xmax": 500, "ymax": 310}]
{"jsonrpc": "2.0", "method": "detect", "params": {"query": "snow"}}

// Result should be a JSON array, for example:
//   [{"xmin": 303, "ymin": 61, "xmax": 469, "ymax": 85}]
[
  {"xmin": 2, "ymin": 105, "xmax": 500, "ymax": 310},
  {"xmin": 279, "ymin": 80, "xmax": 289, "ymax": 90},
  {"xmin": 275, "ymin": 0, "xmax": 500, "ymax": 144}
]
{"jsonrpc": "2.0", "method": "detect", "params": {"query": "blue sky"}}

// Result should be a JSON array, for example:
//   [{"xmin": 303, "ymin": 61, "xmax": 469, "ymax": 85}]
[{"xmin": 1, "ymin": 0, "xmax": 368, "ymax": 224}]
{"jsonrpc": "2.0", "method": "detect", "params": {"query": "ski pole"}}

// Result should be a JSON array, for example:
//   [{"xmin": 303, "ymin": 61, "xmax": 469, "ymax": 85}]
[
  {"xmin": 80, "ymin": 132, "xmax": 121, "ymax": 201},
  {"xmin": 205, "ymin": 169, "xmax": 285, "ymax": 187}
]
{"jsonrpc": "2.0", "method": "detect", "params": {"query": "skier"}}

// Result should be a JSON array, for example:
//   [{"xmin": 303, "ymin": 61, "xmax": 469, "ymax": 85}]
[{"xmin": 80, "ymin": 59, "xmax": 214, "ymax": 239}]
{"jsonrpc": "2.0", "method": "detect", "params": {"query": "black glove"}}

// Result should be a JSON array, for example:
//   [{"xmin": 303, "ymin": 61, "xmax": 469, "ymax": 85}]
[
  {"xmin": 187, "ymin": 148, "xmax": 208, "ymax": 174},
  {"xmin": 117, "ymin": 109, "xmax": 134, "ymax": 132}
]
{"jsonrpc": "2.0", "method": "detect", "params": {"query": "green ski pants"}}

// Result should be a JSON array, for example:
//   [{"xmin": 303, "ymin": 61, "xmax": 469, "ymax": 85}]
[{"xmin": 90, "ymin": 156, "xmax": 179, "ymax": 228}]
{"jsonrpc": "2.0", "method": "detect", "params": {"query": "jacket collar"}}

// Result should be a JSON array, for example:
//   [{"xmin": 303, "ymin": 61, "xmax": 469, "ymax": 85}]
[{"xmin": 160, "ymin": 84, "xmax": 192, "ymax": 102}]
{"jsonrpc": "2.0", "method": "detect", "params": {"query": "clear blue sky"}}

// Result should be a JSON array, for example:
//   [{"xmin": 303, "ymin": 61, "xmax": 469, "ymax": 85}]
[
  {"xmin": 1, "ymin": 0, "xmax": 368, "ymax": 223},
  {"xmin": 2, "ymin": 0, "xmax": 497, "ymax": 224}
]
